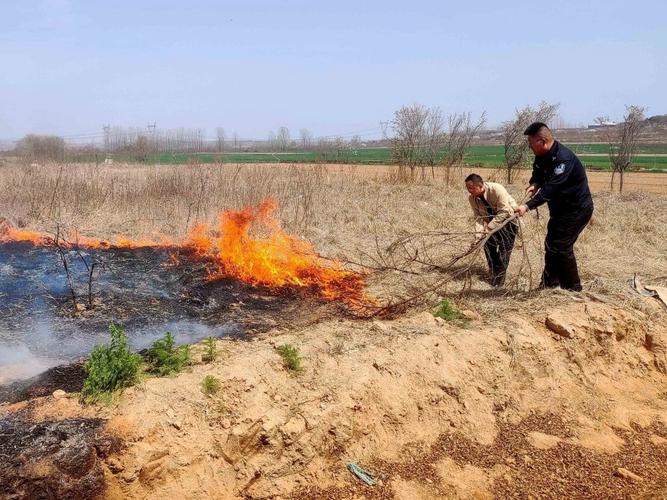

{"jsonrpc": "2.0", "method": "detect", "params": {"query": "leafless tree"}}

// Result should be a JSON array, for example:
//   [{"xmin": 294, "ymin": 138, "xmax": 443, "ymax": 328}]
[
  {"xmin": 299, "ymin": 128, "xmax": 312, "ymax": 150},
  {"xmin": 216, "ymin": 127, "xmax": 226, "ymax": 152},
  {"xmin": 391, "ymin": 103, "xmax": 428, "ymax": 179},
  {"xmin": 332, "ymin": 136, "xmax": 345, "ymax": 161},
  {"xmin": 391, "ymin": 104, "xmax": 444, "ymax": 180},
  {"xmin": 51, "ymin": 227, "xmax": 103, "ymax": 314},
  {"xmin": 501, "ymin": 101, "xmax": 559, "ymax": 184},
  {"xmin": 133, "ymin": 135, "xmax": 150, "ymax": 161},
  {"xmin": 276, "ymin": 126, "xmax": 291, "ymax": 152},
  {"xmin": 16, "ymin": 134, "xmax": 65, "ymax": 162},
  {"xmin": 423, "ymin": 108, "xmax": 445, "ymax": 178},
  {"xmin": 607, "ymin": 105, "xmax": 646, "ymax": 192},
  {"xmin": 233, "ymin": 132, "xmax": 240, "ymax": 151},
  {"xmin": 441, "ymin": 112, "xmax": 486, "ymax": 184}
]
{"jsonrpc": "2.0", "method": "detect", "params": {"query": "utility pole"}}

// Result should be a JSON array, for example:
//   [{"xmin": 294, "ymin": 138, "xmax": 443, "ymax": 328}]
[
  {"xmin": 103, "ymin": 124, "xmax": 111, "ymax": 152},
  {"xmin": 147, "ymin": 122, "xmax": 157, "ymax": 156}
]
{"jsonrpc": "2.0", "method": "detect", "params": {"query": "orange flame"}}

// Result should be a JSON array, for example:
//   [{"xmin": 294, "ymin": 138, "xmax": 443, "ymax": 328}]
[
  {"xmin": 0, "ymin": 202, "xmax": 369, "ymax": 306},
  {"xmin": 182, "ymin": 200, "xmax": 367, "ymax": 304}
]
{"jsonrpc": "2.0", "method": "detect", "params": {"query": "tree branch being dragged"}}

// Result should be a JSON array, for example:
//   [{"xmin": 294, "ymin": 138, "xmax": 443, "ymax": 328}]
[{"xmin": 353, "ymin": 213, "xmax": 530, "ymax": 319}]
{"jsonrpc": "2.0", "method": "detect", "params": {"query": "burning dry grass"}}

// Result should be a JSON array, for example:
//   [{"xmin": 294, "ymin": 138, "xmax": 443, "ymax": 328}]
[{"xmin": 0, "ymin": 160, "xmax": 665, "ymax": 317}]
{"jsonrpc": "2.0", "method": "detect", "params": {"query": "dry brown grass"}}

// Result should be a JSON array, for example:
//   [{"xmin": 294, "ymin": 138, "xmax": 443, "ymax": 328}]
[{"xmin": 1, "ymin": 160, "xmax": 665, "ymax": 318}]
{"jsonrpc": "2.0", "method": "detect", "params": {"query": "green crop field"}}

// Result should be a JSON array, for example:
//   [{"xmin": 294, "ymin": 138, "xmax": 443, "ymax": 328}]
[{"xmin": 68, "ymin": 143, "xmax": 667, "ymax": 172}]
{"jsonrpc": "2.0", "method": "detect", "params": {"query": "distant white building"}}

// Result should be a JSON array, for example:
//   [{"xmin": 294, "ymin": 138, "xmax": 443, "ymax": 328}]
[{"xmin": 588, "ymin": 120, "xmax": 617, "ymax": 129}]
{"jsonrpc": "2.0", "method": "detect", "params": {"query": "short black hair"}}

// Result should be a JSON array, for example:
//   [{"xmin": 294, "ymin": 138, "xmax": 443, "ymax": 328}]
[
  {"xmin": 465, "ymin": 173, "xmax": 483, "ymax": 185},
  {"xmin": 524, "ymin": 122, "xmax": 550, "ymax": 136}
]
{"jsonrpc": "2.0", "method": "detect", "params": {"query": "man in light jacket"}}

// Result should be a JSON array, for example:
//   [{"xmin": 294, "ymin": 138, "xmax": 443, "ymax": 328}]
[{"xmin": 465, "ymin": 173, "xmax": 518, "ymax": 287}]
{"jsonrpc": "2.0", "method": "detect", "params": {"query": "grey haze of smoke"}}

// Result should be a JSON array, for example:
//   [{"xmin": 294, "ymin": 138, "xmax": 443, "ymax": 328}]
[{"xmin": 0, "ymin": 319, "xmax": 241, "ymax": 384}]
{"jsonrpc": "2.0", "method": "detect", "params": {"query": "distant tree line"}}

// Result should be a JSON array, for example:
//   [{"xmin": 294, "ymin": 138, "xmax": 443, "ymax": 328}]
[
  {"xmin": 15, "ymin": 134, "xmax": 65, "ymax": 162},
  {"xmin": 10, "ymin": 107, "xmax": 658, "ymax": 174}
]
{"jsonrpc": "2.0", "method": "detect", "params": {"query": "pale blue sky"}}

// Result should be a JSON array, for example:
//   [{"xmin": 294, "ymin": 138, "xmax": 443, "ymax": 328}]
[{"xmin": 1, "ymin": 0, "xmax": 665, "ymax": 140}]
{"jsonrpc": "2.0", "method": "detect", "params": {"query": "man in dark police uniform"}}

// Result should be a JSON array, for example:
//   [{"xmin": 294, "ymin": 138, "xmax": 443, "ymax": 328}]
[{"xmin": 515, "ymin": 122, "xmax": 594, "ymax": 291}]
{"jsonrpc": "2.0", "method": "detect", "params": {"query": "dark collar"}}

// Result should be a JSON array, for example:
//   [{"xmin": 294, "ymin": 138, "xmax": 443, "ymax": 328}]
[{"xmin": 536, "ymin": 141, "xmax": 559, "ymax": 160}]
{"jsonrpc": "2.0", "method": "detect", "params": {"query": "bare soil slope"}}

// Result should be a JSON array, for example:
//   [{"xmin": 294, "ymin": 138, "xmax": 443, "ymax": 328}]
[{"xmin": 3, "ymin": 296, "xmax": 666, "ymax": 499}]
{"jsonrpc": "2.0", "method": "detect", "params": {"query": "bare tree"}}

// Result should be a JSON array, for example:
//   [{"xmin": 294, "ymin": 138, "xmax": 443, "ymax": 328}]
[
  {"xmin": 133, "ymin": 135, "xmax": 150, "ymax": 161},
  {"xmin": 391, "ymin": 103, "xmax": 444, "ymax": 180},
  {"xmin": 441, "ymin": 112, "xmax": 486, "ymax": 184},
  {"xmin": 16, "ymin": 134, "xmax": 65, "ymax": 162},
  {"xmin": 423, "ymin": 108, "xmax": 445, "ymax": 178},
  {"xmin": 216, "ymin": 127, "xmax": 226, "ymax": 153},
  {"xmin": 608, "ymin": 105, "xmax": 646, "ymax": 192},
  {"xmin": 501, "ymin": 101, "xmax": 559, "ymax": 184},
  {"xmin": 299, "ymin": 128, "xmax": 312, "ymax": 150},
  {"xmin": 276, "ymin": 126, "xmax": 291, "ymax": 152}
]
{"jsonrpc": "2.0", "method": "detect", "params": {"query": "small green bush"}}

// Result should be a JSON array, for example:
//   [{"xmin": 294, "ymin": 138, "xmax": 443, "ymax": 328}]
[
  {"xmin": 277, "ymin": 344, "xmax": 302, "ymax": 372},
  {"xmin": 147, "ymin": 332, "xmax": 191, "ymax": 376},
  {"xmin": 433, "ymin": 299, "xmax": 469, "ymax": 326},
  {"xmin": 81, "ymin": 322, "xmax": 142, "ymax": 402},
  {"xmin": 201, "ymin": 375, "xmax": 221, "ymax": 395},
  {"xmin": 202, "ymin": 336, "xmax": 218, "ymax": 363}
]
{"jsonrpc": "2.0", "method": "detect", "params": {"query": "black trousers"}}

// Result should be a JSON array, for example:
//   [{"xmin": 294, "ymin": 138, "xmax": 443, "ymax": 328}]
[
  {"xmin": 484, "ymin": 222, "xmax": 518, "ymax": 287},
  {"xmin": 542, "ymin": 204, "xmax": 593, "ymax": 291}
]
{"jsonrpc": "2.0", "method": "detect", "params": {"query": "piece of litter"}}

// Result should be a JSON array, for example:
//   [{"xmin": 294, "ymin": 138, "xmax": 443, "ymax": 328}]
[
  {"xmin": 629, "ymin": 275, "xmax": 667, "ymax": 308},
  {"xmin": 347, "ymin": 463, "xmax": 376, "ymax": 486},
  {"xmin": 645, "ymin": 285, "xmax": 667, "ymax": 308}
]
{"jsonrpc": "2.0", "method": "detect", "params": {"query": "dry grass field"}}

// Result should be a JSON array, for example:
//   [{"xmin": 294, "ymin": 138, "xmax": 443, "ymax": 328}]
[
  {"xmin": 1, "ymin": 161, "xmax": 665, "ymax": 304},
  {"xmin": 1, "ymin": 159, "xmax": 667, "ymax": 499}
]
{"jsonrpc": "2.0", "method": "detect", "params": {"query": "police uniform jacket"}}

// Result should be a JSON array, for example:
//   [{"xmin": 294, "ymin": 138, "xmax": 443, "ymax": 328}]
[{"xmin": 525, "ymin": 141, "xmax": 593, "ymax": 216}]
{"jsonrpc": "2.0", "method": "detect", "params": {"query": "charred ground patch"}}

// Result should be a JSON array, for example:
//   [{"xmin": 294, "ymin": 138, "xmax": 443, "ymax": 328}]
[
  {"xmin": 0, "ymin": 415, "xmax": 120, "ymax": 499},
  {"xmin": 0, "ymin": 242, "xmax": 342, "ymax": 393}
]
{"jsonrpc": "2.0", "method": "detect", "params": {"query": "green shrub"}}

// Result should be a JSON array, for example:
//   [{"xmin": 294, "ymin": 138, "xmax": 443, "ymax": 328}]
[
  {"xmin": 277, "ymin": 344, "xmax": 302, "ymax": 372},
  {"xmin": 433, "ymin": 299, "xmax": 469, "ymax": 326},
  {"xmin": 147, "ymin": 332, "xmax": 191, "ymax": 376},
  {"xmin": 201, "ymin": 375, "xmax": 221, "ymax": 395},
  {"xmin": 202, "ymin": 336, "xmax": 218, "ymax": 363},
  {"xmin": 81, "ymin": 322, "xmax": 142, "ymax": 402}
]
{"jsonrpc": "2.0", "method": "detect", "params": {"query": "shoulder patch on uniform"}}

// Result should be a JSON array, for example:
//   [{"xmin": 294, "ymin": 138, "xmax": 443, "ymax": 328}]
[{"xmin": 554, "ymin": 163, "xmax": 566, "ymax": 175}]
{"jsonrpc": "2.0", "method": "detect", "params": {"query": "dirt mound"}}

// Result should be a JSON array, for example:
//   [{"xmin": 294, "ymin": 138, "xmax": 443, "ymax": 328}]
[{"xmin": 2, "ymin": 297, "xmax": 666, "ymax": 498}]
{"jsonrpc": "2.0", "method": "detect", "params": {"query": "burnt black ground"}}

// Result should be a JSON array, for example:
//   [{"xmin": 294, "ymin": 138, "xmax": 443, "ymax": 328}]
[
  {"xmin": 0, "ymin": 362, "xmax": 86, "ymax": 404},
  {"xmin": 0, "ymin": 414, "xmax": 118, "ymax": 499},
  {"xmin": 0, "ymin": 242, "xmax": 339, "ymax": 394}
]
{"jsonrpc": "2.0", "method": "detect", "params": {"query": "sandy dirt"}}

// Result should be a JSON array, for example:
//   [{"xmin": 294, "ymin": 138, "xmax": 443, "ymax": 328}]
[{"xmin": 2, "ymin": 296, "xmax": 667, "ymax": 499}]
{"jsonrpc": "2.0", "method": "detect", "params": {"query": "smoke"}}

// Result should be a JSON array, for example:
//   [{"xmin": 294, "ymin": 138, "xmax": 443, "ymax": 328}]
[
  {"xmin": 0, "ymin": 344, "xmax": 62, "ymax": 385},
  {"xmin": 0, "ymin": 244, "xmax": 245, "ymax": 384},
  {"xmin": 0, "ymin": 319, "xmax": 242, "ymax": 385}
]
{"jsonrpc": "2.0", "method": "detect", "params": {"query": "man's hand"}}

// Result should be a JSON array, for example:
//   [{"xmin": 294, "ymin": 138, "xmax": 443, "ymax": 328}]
[
  {"xmin": 525, "ymin": 184, "xmax": 537, "ymax": 197},
  {"xmin": 515, "ymin": 205, "xmax": 529, "ymax": 217}
]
